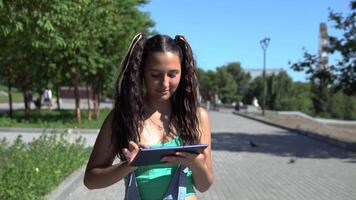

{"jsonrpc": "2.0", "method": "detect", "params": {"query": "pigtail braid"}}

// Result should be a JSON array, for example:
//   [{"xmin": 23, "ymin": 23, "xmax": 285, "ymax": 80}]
[
  {"xmin": 112, "ymin": 33, "xmax": 146, "ymax": 159},
  {"xmin": 173, "ymin": 35, "xmax": 200, "ymax": 144}
]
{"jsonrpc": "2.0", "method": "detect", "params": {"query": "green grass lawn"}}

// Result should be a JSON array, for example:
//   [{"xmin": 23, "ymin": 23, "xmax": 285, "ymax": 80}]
[
  {"xmin": 0, "ymin": 108, "xmax": 111, "ymax": 129},
  {"xmin": 0, "ymin": 85, "xmax": 24, "ymax": 103}
]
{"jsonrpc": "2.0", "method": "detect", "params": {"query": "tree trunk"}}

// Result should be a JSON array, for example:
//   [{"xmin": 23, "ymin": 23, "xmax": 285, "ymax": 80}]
[
  {"xmin": 96, "ymin": 92, "xmax": 101, "ymax": 118},
  {"xmin": 23, "ymin": 89, "xmax": 31, "ymax": 117},
  {"xmin": 7, "ymin": 83, "xmax": 13, "ymax": 118},
  {"xmin": 87, "ymin": 85, "xmax": 92, "ymax": 121},
  {"xmin": 56, "ymin": 85, "xmax": 61, "ymax": 110},
  {"xmin": 37, "ymin": 91, "xmax": 42, "ymax": 112},
  {"xmin": 93, "ymin": 85, "xmax": 101, "ymax": 120},
  {"xmin": 20, "ymin": 64, "xmax": 31, "ymax": 117},
  {"xmin": 93, "ymin": 91, "xmax": 101, "ymax": 119},
  {"xmin": 74, "ymin": 65, "xmax": 81, "ymax": 123}
]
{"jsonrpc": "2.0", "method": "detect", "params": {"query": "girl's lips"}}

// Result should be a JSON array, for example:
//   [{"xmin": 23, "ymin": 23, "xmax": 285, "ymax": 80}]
[{"xmin": 157, "ymin": 90, "xmax": 169, "ymax": 94}]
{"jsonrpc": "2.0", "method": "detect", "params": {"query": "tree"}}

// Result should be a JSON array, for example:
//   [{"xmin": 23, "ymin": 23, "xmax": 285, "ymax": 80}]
[
  {"xmin": 244, "ymin": 76, "xmax": 264, "ymax": 106},
  {"xmin": 329, "ymin": 91, "xmax": 356, "ymax": 120},
  {"xmin": 290, "ymin": 1, "xmax": 355, "ymax": 96},
  {"xmin": 243, "ymin": 71, "xmax": 313, "ymax": 112},
  {"xmin": 215, "ymin": 67, "xmax": 238, "ymax": 103},
  {"xmin": 196, "ymin": 68, "xmax": 210, "ymax": 101},
  {"xmin": 328, "ymin": 0, "xmax": 356, "ymax": 95},
  {"xmin": 287, "ymin": 82, "xmax": 313, "ymax": 115},
  {"xmin": 266, "ymin": 71, "xmax": 294, "ymax": 110},
  {"xmin": 0, "ymin": 0, "xmax": 155, "ymax": 123},
  {"xmin": 223, "ymin": 62, "xmax": 251, "ymax": 101},
  {"xmin": 196, "ymin": 67, "xmax": 237, "ymax": 104}
]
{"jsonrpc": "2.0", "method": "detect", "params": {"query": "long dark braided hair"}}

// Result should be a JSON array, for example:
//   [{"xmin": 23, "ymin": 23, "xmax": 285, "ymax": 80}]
[{"xmin": 112, "ymin": 33, "xmax": 200, "ymax": 160}]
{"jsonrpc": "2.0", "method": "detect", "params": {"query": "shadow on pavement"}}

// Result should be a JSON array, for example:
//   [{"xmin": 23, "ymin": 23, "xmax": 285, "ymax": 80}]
[{"xmin": 212, "ymin": 131, "xmax": 356, "ymax": 161}]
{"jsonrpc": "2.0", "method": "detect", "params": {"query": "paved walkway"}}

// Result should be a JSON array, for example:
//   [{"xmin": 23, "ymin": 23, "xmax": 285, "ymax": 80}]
[
  {"xmin": 0, "ymin": 100, "xmax": 113, "ymax": 113},
  {"xmin": 2, "ymin": 110, "xmax": 356, "ymax": 199}
]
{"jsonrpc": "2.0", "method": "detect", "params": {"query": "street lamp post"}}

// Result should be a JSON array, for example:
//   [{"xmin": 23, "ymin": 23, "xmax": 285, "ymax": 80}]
[{"xmin": 260, "ymin": 37, "xmax": 270, "ymax": 116}]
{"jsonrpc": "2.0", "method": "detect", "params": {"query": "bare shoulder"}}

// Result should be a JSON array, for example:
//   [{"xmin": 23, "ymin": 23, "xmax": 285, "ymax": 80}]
[
  {"xmin": 197, "ymin": 107, "xmax": 210, "ymax": 123},
  {"xmin": 197, "ymin": 107, "xmax": 211, "ymax": 141}
]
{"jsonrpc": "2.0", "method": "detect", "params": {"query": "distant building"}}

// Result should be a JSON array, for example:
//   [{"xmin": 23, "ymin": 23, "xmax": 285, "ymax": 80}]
[{"xmin": 243, "ymin": 68, "xmax": 283, "ymax": 80}]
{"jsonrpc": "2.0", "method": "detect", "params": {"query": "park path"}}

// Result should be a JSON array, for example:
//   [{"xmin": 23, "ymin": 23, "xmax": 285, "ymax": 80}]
[
  {"xmin": 0, "ymin": 100, "xmax": 113, "ymax": 113},
  {"xmin": 1, "ymin": 109, "xmax": 356, "ymax": 199}
]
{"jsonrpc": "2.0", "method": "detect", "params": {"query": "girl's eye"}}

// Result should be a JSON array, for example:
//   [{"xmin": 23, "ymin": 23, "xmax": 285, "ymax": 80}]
[
  {"xmin": 168, "ymin": 73, "xmax": 177, "ymax": 78},
  {"xmin": 151, "ymin": 74, "xmax": 160, "ymax": 78}
]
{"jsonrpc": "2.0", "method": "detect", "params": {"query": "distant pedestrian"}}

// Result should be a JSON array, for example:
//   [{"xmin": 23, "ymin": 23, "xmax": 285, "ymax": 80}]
[
  {"xmin": 252, "ymin": 96, "xmax": 260, "ymax": 109},
  {"xmin": 43, "ymin": 88, "xmax": 52, "ymax": 109},
  {"xmin": 234, "ymin": 101, "xmax": 240, "ymax": 111}
]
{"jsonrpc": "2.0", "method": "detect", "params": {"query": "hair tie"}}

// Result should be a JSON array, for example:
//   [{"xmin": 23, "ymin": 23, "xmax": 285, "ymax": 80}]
[{"xmin": 175, "ymin": 35, "xmax": 188, "ymax": 49}]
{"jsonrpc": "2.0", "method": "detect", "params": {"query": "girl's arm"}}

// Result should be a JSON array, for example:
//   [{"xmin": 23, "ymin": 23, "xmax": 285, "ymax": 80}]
[
  {"xmin": 83, "ymin": 111, "xmax": 137, "ymax": 189},
  {"xmin": 161, "ymin": 107, "xmax": 213, "ymax": 192}
]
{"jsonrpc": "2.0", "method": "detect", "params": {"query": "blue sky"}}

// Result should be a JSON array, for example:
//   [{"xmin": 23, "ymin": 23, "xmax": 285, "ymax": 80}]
[{"xmin": 140, "ymin": 0, "xmax": 351, "ymax": 82}]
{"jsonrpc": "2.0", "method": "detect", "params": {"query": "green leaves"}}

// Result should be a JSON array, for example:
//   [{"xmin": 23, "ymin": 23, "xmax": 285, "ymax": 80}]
[
  {"xmin": 14, "ymin": 21, "xmax": 23, "ymax": 31},
  {"xmin": 0, "ymin": 133, "xmax": 91, "ymax": 199},
  {"xmin": 0, "ymin": 0, "xmax": 154, "ymax": 118},
  {"xmin": 197, "ymin": 62, "xmax": 251, "ymax": 104},
  {"xmin": 290, "ymin": 1, "xmax": 356, "ymax": 96}
]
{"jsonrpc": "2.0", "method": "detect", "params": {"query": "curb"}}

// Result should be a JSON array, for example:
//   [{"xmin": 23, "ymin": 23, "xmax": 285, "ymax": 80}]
[
  {"xmin": 0, "ymin": 127, "xmax": 99, "ymax": 134},
  {"xmin": 45, "ymin": 165, "xmax": 86, "ymax": 200},
  {"xmin": 233, "ymin": 111, "xmax": 356, "ymax": 152}
]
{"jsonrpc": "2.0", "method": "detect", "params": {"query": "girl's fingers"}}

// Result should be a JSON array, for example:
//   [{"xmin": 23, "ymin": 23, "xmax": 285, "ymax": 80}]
[
  {"xmin": 122, "ymin": 148, "xmax": 131, "ymax": 159},
  {"xmin": 139, "ymin": 143, "xmax": 150, "ymax": 149},
  {"xmin": 161, "ymin": 156, "xmax": 182, "ymax": 164},
  {"xmin": 129, "ymin": 141, "xmax": 139, "ymax": 150},
  {"xmin": 175, "ymin": 151, "xmax": 199, "ymax": 159}
]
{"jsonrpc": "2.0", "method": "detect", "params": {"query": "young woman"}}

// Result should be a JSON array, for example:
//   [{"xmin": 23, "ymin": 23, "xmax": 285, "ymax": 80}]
[{"xmin": 84, "ymin": 33, "xmax": 213, "ymax": 200}]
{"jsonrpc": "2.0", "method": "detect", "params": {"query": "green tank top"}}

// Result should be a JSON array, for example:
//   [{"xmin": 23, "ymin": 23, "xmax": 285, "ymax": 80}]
[{"xmin": 133, "ymin": 135, "xmax": 196, "ymax": 200}]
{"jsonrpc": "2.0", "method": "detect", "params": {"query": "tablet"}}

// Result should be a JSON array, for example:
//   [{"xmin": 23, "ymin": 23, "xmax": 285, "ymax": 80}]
[{"xmin": 130, "ymin": 144, "xmax": 208, "ymax": 166}]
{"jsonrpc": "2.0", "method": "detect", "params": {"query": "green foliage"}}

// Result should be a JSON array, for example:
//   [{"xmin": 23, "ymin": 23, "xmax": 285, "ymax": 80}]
[
  {"xmin": 287, "ymin": 82, "xmax": 314, "ymax": 115},
  {"xmin": 244, "ymin": 76, "xmax": 264, "ymax": 105},
  {"xmin": 0, "ymin": 0, "xmax": 154, "ymax": 119},
  {"xmin": 196, "ymin": 68, "xmax": 210, "ymax": 100},
  {"xmin": 197, "ymin": 62, "xmax": 251, "ymax": 104},
  {"xmin": 328, "ymin": 0, "xmax": 356, "ymax": 95},
  {"xmin": 328, "ymin": 92, "xmax": 356, "ymax": 120},
  {"xmin": 290, "ymin": 0, "xmax": 355, "ymax": 95},
  {"xmin": 197, "ymin": 69, "xmax": 218, "ymax": 101},
  {"xmin": 224, "ymin": 62, "xmax": 251, "ymax": 99},
  {"xmin": 0, "ymin": 133, "xmax": 91, "ymax": 199},
  {"xmin": 244, "ymin": 72, "xmax": 314, "ymax": 114},
  {"xmin": 0, "ymin": 108, "xmax": 111, "ymax": 128},
  {"xmin": 266, "ymin": 71, "xmax": 294, "ymax": 110},
  {"xmin": 215, "ymin": 67, "xmax": 238, "ymax": 103}
]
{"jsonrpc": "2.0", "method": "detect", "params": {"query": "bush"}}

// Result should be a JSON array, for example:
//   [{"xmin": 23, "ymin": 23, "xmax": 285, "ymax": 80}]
[
  {"xmin": 0, "ymin": 133, "xmax": 91, "ymax": 199},
  {"xmin": 328, "ymin": 92, "xmax": 356, "ymax": 120}
]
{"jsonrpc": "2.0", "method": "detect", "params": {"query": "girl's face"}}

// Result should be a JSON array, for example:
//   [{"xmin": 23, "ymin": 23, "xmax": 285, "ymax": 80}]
[{"xmin": 143, "ymin": 52, "xmax": 181, "ymax": 102}]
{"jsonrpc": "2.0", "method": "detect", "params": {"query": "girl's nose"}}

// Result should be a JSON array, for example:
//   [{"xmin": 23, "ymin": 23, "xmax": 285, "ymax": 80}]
[{"xmin": 161, "ymin": 75, "xmax": 169, "ymax": 87}]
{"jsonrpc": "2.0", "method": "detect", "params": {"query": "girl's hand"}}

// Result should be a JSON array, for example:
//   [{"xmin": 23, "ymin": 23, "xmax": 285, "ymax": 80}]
[
  {"xmin": 122, "ymin": 141, "xmax": 149, "ymax": 165},
  {"xmin": 160, "ymin": 151, "xmax": 206, "ymax": 170}
]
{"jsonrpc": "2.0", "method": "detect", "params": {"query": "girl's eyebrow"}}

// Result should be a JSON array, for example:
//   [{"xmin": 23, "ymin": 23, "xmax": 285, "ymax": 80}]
[{"xmin": 149, "ymin": 69, "xmax": 180, "ymax": 73}]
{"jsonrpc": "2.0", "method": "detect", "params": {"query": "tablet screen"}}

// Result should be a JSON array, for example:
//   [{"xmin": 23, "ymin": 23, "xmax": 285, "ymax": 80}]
[{"xmin": 130, "ymin": 144, "xmax": 208, "ymax": 166}]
